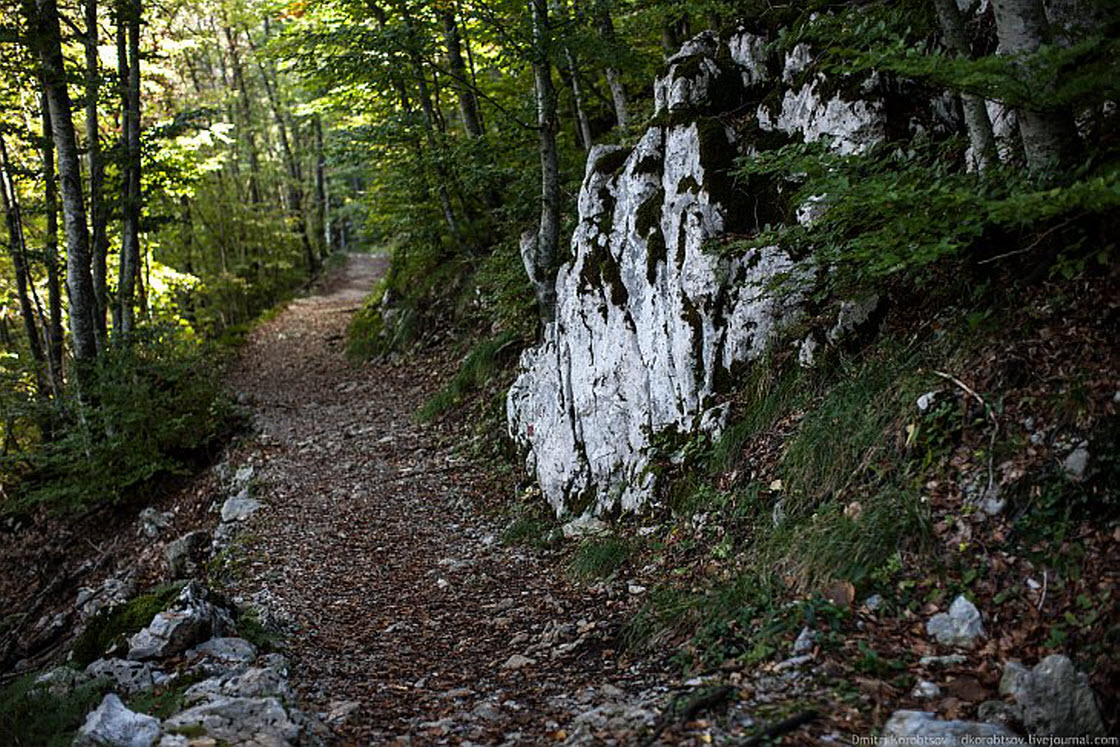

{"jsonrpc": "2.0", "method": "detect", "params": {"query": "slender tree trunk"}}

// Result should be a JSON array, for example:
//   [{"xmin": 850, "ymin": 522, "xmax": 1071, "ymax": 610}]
[
  {"xmin": 594, "ymin": 2, "xmax": 627, "ymax": 128},
  {"xmin": 313, "ymin": 115, "xmax": 329, "ymax": 257},
  {"xmin": 115, "ymin": 0, "xmax": 140, "ymax": 339},
  {"xmin": 225, "ymin": 25, "xmax": 262, "ymax": 206},
  {"xmin": 40, "ymin": 92, "xmax": 64, "ymax": 393},
  {"xmin": 85, "ymin": 0, "xmax": 109, "ymax": 348},
  {"xmin": 439, "ymin": 6, "xmax": 483, "ymax": 138},
  {"xmin": 30, "ymin": 0, "xmax": 99, "ymax": 367},
  {"xmin": 526, "ymin": 0, "xmax": 560, "ymax": 323},
  {"xmin": 0, "ymin": 135, "xmax": 49, "ymax": 394},
  {"xmin": 990, "ymin": 0, "xmax": 1080, "ymax": 174},
  {"xmin": 256, "ymin": 54, "xmax": 319, "ymax": 276},
  {"xmin": 934, "ymin": 0, "xmax": 998, "ymax": 171}
]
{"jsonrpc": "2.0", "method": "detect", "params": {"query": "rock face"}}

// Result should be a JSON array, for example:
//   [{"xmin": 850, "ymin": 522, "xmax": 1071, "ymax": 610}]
[
  {"xmin": 507, "ymin": 29, "xmax": 889, "ymax": 516},
  {"xmin": 74, "ymin": 693, "xmax": 161, "ymax": 747}
]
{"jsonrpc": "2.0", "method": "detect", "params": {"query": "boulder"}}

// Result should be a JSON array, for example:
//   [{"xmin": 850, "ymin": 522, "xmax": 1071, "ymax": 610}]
[
  {"xmin": 86, "ymin": 658, "xmax": 167, "ymax": 694},
  {"xmin": 32, "ymin": 666, "xmax": 89, "ymax": 697},
  {"xmin": 163, "ymin": 530, "xmax": 210, "ymax": 577},
  {"xmin": 138, "ymin": 508, "xmax": 174, "ymax": 539},
  {"xmin": 880, "ymin": 710, "xmax": 1025, "ymax": 746},
  {"xmin": 926, "ymin": 595, "xmax": 984, "ymax": 649},
  {"xmin": 128, "ymin": 582, "xmax": 232, "ymax": 661},
  {"xmin": 163, "ymin": 696, "xmax": 301, "ymax": 745},
  {"xmin": 74, "ymin": 693, "xmax": 161, "ymax": 747},
  {"xmin": 1000, "ymin": 654, "xmax": 1105, "ymax": 736}
]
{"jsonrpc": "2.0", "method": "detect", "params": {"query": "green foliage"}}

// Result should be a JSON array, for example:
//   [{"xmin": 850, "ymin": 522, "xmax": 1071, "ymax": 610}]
[
  {"xmin": 125, "ymin": 671, "xmax": 209, "ymax": 720},
  {"xmin": 0, "ymin": 671, "xmax": 112, "ymax": 746},
  {"xmin": 234, "ymin": 609, "xmax": 284, "ymax": 654},
  {"xmin": 418, "ymin": 331, "xmax": 522, "ymax": 420},
  {"xmin": 728, "ymin": 139, "xmax": 1120, "ymax": 297},
  {"xmin": 2, "ymin": 328, "xmax": 242, "ymax": 512},
  {"xmin": 71, "ymin": 582, "xmax": 185, "ymax": 667}
]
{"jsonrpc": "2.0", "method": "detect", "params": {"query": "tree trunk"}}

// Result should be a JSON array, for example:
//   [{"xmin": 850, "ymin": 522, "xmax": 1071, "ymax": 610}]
[
  {"xmin": 256, "ymin": 53, "xmax": 319, "ymax": 276},
  {"xmin": 313, "ymin": 115, "xmax": 329, "ymax": 257},
  {"xmin": 225, "ymin": 25, "xmax": 262, "ymax": 206},
  {"xmin": 527, "ymin": 0, "xmax": 560, "ymax": 324},
  {"xmin": 933, "ymin": 0, "xmax": 998, "ymax": 171},
  {"xmin": 40, "ymin": 92, "xmax": 64, "ymax": 393},
  {"xmin": 85, "ymin": 0, "xmax": 109, "ymax": 349},
  {"xmin": 593, "ymin": 1, "xmax": 628, "ymax": 128},
  {"xmin": 990, "ymin": 0, "xmax": 1080, "ymax": 174},
  {"xmin": 115, "ymin": 0, "xmax": 142, "ymax": 340},
  {"xmin": 0, "ymin": 135, "xmax": 49, "ymax": 394},
  {"xmin": 31, "ymin": 0, "xmax": 99, "ymax": 366},
  {"xmin": 439, "ymin": 6, "xmax": 483, "ymax": 138}
]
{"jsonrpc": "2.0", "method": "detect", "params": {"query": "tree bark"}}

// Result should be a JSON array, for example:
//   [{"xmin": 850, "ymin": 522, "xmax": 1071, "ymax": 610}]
[
  {"xmin": 256, "ymin": 51, "xmax": 319, "ymax": 276},
  {"xmin": 439, "ymin": 5, "xmax": 483, "ymax": 138},
  {"xmin": 934, "ymin": 0, "xmax": 998, "ymax": 171},
  {"xmin": 85, "ymin": 0, "xmax": 109, "ymax": 348},
  {"xmin": 595, "ymin": 2, "xmax": 629, "ymax": 129},
  {"xmin": 313, "ymin": 115, "xmax": 329, "ymax": 257},
  {"xmin": 225, "ymin": 25, "xmax": 262, "ymax": 206},
  {"xmin": 990, "ymin": 0, "xmax": 1080, "ymax": 174},
  {"xmin": 40, "ymin": 92, "xmax": 64, "ymax": 393},
  {"xmin": 115, "ymin": 0, "xmax": 142, "ymax": 339},
  {"xmin": 527, "ymin": 0, "xmax": 560, "ymax": 324},
  {"xmin": 29, "ymin": 0, "xmax": 99, "ymax": 366}
]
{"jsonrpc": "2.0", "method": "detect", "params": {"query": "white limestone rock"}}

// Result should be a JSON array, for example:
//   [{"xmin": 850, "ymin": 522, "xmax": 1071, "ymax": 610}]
[
  {"xmin": 163, "ymin": 696, "xmax": 300, "ymax": 745},
  {"xmin": 74, "ymin": 693, "xmax": 161, "ymax": 747},
  {"xmin": 926, "ymin": 595, "xmax": 985, "ymax": 649},
  {"xmin": 85, "ymin": 658, "xmax": 168, "ymax": 694},
  {"xmin": 127, "ymin": 582, "xmax": 232, "ymax": 661}
]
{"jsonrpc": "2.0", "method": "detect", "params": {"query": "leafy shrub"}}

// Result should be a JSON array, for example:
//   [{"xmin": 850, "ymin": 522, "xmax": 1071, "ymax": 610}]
[
  {"xmin": 419, "ymin": 331, "xmax": 522, "ymax": 420},
  {"xmin": 3, "ymin": 327, "xmax": 242, "ymax": 512}
]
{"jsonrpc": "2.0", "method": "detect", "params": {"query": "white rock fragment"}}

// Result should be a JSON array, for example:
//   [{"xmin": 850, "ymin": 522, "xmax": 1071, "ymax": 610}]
[{"xmin": 926, "ymin": 595, "xmax": 984, "ymax": 649}]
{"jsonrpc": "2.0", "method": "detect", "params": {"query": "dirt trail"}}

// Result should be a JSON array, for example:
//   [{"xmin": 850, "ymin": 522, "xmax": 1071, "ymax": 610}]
[{"xmin": 227, "ymin": 254, "xmax": 655, "ymax": 743}]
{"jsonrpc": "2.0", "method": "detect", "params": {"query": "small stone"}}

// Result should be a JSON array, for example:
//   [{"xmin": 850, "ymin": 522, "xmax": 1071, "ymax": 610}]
[
  {"xmin": 74, "ymin": 693, "xmax": 161, "ymax": 747},
  {"xmin": 1062, "ymin": 442, "xmax": 1090, "ymax": 481},
  {"xmin": 190, "ymin": 637, "xmax": 258, "ymax": 666},
  {"xmin": 163, "ymin": 530, "xmax": 210, "ymax": 577},
  {"xmin": 326, "ymin": 699, "xmax": 360, "ymax": 724},
  {"xmin": 910, "ymin": 680, "xmax": 941, "ymax": 699},
  {"xmin": 627, "ymin": 584, "xmax": 647, "ymax": 595},
  {"xmin": 863, "ymin": 594, "xmax": 883, "ymax": 612},
  {"xmin": 502, "ymin": 654, "xmax": 535, "ymax": 671},
  {"xmin": 926, "ymin": 595, "xmax": 984, "ymax": 649},
  {"xmin": 792, "ymin": 627, "xmax": 815, "ymax": 654},
  {"xmin": 138, "ymin": 508, "xmax": 174, "ymax": 539},
  {"xmin": 220, "ymin": 489, "xmax": 261, "ymax": 523},
  {"xmin": 919, "ymin": 654, "xmax": 966, "ymax": 668},
  {"xmin": 561, "ymin": 515, "xmax": 608, "ymax": 539}
]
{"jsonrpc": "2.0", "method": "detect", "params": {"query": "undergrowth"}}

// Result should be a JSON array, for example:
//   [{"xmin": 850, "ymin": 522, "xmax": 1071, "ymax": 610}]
[{"xmin": 0, "ymin": 672, "xmax": 111, "ymax": 746}]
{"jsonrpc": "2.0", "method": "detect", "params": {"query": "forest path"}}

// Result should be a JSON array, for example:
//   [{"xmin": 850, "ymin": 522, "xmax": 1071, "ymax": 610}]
[{"xmin": 226, "ymin": 254, "xmax": 653, "ymax": 744}]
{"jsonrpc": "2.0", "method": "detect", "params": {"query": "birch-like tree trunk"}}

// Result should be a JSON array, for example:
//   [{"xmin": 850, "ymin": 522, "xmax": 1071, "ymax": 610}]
[
  {"xmin": 115, "ymin": 0, "xmax": 142, "ymax": 339},
  {"xmin": 933, "ymin": 0, "xmax": 998, "ymax": 171},
  {"xmin": 313, "ymin": 115, "xmax": 329, "ymax": 257},
  {"xmin": 594, "ymin": 1, "xmax": 628, "ymax": 128},
  {"xmin": 991, "ymin": 0, "xmax": 1080, "ymax": 174},
  {"xmin": 40, "ymin": 92, "xmax": 64, "ymax": 392},
  {"xmin": 85, "ymin": 0, "xmax": 109, "ymax": 348},
  {"xmin": 32, "ymin": 0, "xmax": 99, "ymax": 365}
]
